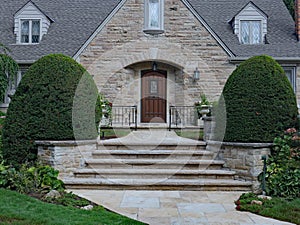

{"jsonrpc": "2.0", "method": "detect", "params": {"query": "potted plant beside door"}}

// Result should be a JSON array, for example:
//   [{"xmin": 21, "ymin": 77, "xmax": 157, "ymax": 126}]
[
  {"xmin": 199, "ymin": 94, "xmax": 211, "ymax": 116},
  {"xmin": 195, "ymin": 94, "xmax": 212, "ymax": 126}
]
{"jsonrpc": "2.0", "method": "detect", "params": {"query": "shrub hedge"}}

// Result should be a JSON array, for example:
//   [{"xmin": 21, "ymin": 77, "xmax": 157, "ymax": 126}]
[
  {"xmin": 221, "ymin": 55, "xmax": 298, "ymax": 142},
  {"xmin": 2, "ymin": 54, "xmax": 101, "ymax": 165},
  {"xmin": 261, "ymin": 129, "xmax": 300, "ymax": 199}
]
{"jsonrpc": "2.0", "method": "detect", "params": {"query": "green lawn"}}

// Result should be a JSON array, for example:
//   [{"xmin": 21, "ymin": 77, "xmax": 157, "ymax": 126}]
[
  {"xmin": 236, "ymin": 193, "xmax": 300, "ymax": 225},
  {"xmin": 0, "ymin": 189, "xmax": 145, "ymax": 225},
  {"xmin": 257, "ymin": 198, "xmax": 300, "ymax": 225},
  {"xmin": 175, "ymin": 129, "xmax": 203, "ymax": 140},
  {"xmin": 99, "ymin": 128, "xmax": 131, "ymax": 139}
]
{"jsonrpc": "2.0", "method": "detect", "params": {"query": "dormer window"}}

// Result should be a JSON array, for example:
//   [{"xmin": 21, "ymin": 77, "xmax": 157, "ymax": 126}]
[
  {"xmin": 240, "ymin": 20, "xmax": 262, "ymax": 44},
  {"xmin": 21, "ymin": 20, "xmax": 40, "ymax": 43},
  {"xmin": 230, "ymin": 2, "xmax": 267, "ymax": 45},
  {"xmin": 14, "ymin": 1, "xmax": 53, "ymax": 45},
  {"xmin": 144, "ymin": 0, "xmax": 164, "ymax": 35}
]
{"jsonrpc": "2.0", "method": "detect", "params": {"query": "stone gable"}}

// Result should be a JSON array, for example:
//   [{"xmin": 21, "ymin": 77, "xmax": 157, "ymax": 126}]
[{"xmin": 79, "ymin": 0, "xmax": 235, "ymax": 109}]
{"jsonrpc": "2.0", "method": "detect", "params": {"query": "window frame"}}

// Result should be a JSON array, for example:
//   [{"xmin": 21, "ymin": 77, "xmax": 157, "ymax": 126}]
[
  {"xmin": 283, "ymin": 66, "xmax": 297, "ymax": 92},
  {"xmin": 239, "ymin": 20, "xmax": 263, "ymax": 45},
  {"xmin": 144, "ymin": 0, "xmax": 164, "ymax": 35},
  {"xmin": 19, "ymin": 19, "xmax": 41, "ymax": 44}
]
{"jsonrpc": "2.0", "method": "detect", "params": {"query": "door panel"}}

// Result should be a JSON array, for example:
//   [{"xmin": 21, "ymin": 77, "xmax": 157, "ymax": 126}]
[{"xmin": 141, "ymin": 70, "xmax": 167, "ymax": 123}]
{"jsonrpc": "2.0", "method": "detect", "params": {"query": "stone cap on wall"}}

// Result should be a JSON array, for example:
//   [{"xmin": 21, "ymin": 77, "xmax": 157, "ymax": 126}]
[
  {"xmin": 207, "ymin": 140, "xmax": 273, "ymax": 148},
  {"xmin": 35, "ymin": 139, "xmax": 97, "ymax": 147}
]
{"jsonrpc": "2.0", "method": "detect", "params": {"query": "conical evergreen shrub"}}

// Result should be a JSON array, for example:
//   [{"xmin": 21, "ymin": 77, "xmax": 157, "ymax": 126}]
[
  {"xmin": 2, "ymin": 54, "xmax": 101, "ymax": 165},
  {"xmin": 220, "ymin": 55, "xmax": 298, "ymax": 142}
]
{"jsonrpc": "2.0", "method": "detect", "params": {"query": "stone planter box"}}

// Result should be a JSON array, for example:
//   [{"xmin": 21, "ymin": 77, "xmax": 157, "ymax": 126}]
[
  {"xmin": 207, "ymin": 141, "xmax": 273, "ymax": 193},
  {"xmin": 36, "ymin": 140, "xmax": 97, "ymax": 179}
]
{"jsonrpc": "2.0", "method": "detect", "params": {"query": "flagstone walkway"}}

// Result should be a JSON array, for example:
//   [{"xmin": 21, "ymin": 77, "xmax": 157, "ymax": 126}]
[{"xmin": 70, "ymin": 190, "xmax": 295, "ymax": 225}]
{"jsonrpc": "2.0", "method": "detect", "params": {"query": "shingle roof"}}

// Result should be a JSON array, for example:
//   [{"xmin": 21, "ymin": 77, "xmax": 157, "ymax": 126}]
[
  {"xmin": 187, "ymin": 0, "xmax": 300, "ymax": 58},
  {"xmin": 0, "ymin": 0, "xmax": 299, "ymax": 63},
  {"xmin": 0, "ymin": 0, "xmax": 121, "ymax": 63}
]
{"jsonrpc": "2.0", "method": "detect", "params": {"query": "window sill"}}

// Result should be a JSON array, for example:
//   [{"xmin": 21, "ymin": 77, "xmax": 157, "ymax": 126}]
[
  {"xmin": 239, "ymin": 43, "xmax": 265, "ymax": 46},
  {"xmin": 143, "ymin": 29, "xmax": 164, "ymax": 35},
  {"xmin": 16, "ymin": 43, "xmax": 40, "ymax": 45}
]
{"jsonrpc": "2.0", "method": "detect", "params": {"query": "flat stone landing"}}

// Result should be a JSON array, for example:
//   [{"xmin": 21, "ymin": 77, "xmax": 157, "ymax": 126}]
[{"xmin": 98, "ymin": 129, "xmax": 204, "ymax": 146}]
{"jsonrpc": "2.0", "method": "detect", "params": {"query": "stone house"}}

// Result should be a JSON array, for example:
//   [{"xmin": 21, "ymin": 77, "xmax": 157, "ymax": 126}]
[{"xmin": 1, "ymin": 0, "xmax": 300, "ymax": 127}]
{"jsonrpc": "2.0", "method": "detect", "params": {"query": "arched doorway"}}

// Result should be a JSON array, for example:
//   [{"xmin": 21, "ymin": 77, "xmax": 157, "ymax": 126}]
[{"xmin": 141, "ymin": 69, "xmax": 167, "ymax": 123}]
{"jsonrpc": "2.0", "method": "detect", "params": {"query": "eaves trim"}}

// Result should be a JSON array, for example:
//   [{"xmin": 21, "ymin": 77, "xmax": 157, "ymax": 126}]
[{"xmin": 229, "ymin": 57, "xmax": 300, "ymax": 64}]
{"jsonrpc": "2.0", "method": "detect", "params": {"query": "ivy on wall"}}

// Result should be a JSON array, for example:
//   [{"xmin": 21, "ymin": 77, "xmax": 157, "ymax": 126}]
[{"xmin": 0, "ymin": 44, "xmax": 19, "ymax": 101}]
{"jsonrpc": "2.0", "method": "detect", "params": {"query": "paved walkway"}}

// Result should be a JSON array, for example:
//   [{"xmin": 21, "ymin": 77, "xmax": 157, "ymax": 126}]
[{"xmin": 70, "ymin": 190, "xmax": 295, "ymax": 225}]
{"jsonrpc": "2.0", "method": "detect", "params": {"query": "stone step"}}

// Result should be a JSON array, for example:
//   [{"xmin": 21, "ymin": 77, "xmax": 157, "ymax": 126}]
[
  {"xmin": 97, "ymin": 143, "xmax": 207, "ymax": 151},
  {"xmin": 74, "ymin": 168, "xmax": 236, "ymax": 179},
  {"xmin": 84, "ymin": 158, "xmax": 225, "ymax": 170},
  {"xmin": 91, "ymin": 149, "xmax": 214, "ymax": 160},
  {"xmin": 63, "ymin": 178, "xmax": 252, "ymax": 191}
]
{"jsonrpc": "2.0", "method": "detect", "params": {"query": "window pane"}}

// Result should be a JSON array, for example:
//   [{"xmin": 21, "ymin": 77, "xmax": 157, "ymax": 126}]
[
  {"xmin": 241, "ymin": 21, "xmax": 250, "ymax": 44},
  {"xmin": 285, "ymin": 70, "xmax": 293, "ymax": 83},
  {"xmin": 32, "ymin": 20, "xmax": 40, "ymax": 43},
  {"xmin": 21, "ymin": 20, "xmax": 29, "ymax": 43},
  {"xmin": 149, "ymin": 0, "xmax": 159, "ymax": 28},
  {"xmin": 284, "ymin": 68, "xmax": 296, "ymax": 91},
  {"xmin": 251, "ymin": 22, "xmax": 261, "ymax": 44}
]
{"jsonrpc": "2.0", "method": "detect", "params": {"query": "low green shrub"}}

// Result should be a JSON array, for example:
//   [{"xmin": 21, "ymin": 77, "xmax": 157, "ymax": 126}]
[
  {"xmin": 44, "ymin": 192, "xmax": 91, "ymax": 208},
  {"xmin": 261, "ymin": 128, "xmax": 300, "ymax": 199},
  {"xmin": 0, "ymin": 160, "xmax": 8, "ymax": 187},
  {"xmin": 36, "ymin": 165, "xmax": 65, "ymax": 191},
  {"xmin": 0, "ymin": 161, "xmax": 64, "ymax": 194}
]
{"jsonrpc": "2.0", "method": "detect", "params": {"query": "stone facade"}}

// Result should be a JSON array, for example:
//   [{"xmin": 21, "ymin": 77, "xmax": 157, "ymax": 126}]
[{"xmin": 78, "ymin": 0, "xmax": 235, "ymax": 123}]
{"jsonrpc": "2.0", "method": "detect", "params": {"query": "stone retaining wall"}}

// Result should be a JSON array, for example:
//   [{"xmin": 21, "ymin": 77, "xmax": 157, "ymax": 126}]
[
  {"xmin": 207, "ymin": 141, "xmax": 272, "ymax": 193},
  {"xmin": 36, "ymin": 140, "xmax": 97, "ymax": 179},
  {"xmin": 37, "ymin": 138, "xmax": 272, "ymax": 192}
]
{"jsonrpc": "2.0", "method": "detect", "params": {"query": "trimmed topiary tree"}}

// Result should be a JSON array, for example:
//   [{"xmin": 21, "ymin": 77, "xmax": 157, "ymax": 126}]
[
  {"xmin": 221, "ymin": 55, "xmax": 298, "ymax": 143},
  {"xmin": 2, "ymin": 54, "xmax": 101, "ymax": 165}
]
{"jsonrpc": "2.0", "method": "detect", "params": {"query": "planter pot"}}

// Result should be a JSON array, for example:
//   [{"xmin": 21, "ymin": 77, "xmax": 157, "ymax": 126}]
[{"xmin": 200, "ymin": 105, "xmax": 211, "ymax": 117}]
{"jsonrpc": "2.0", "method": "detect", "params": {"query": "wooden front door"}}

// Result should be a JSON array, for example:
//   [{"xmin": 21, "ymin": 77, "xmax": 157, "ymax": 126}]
[{"xmin": 141, "ymin": 70, "xmax": 167, "ymax": 123}]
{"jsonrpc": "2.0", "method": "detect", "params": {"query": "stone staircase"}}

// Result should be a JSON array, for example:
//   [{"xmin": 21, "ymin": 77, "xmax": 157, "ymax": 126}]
[{"xmin": 64, "ymin": 130, "xmax": 252, "ymax": 191}]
